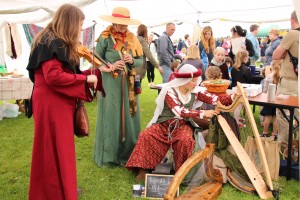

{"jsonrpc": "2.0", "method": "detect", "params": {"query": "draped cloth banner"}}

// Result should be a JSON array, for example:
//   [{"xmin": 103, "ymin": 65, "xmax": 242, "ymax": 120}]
[
  {"xmin": 22, "ymin": 24, "xmax": 43, "ymax": 46},
  {"xmin": 22, "ymin": 24, "xmax": 93, "ymax": 48},
  {"xmin": 82, "ymin": 26, "xmax": 93, "ymax": 48},
  {"xmin": 4, "ymin": 23, "xmax": 22, "ymax": 59}
]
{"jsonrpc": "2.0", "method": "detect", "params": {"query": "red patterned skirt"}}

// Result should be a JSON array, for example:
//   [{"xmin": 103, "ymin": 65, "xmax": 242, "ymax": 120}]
[{"xmin": 126, "ymin": 119, "xmax": 195, "ymax": 172}]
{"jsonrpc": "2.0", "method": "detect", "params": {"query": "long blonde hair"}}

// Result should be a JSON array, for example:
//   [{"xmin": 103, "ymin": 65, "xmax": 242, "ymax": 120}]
[
  {"xmin": 233, "ymin": 50, "xmax": 249, "ymax": 70},
  {"xmin": 186, "ymin": 45, "xmax": 200, "ymax": 59},
  {"xmin": 271, "ymin": 60, "xmax": 281, "ymax": 85},
  {"xmin": 31, "ymin": 4, "xmax": 85, "ymax": 66},
  {"xmin": 200, "ymin": 26, "xmax": 215, "ymax": 54}
]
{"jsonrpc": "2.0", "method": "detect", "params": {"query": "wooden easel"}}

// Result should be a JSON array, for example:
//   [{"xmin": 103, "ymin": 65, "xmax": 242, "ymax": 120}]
[{"xmin": 216, "ymin": 82, "xmax": 273, "ymax": 199}]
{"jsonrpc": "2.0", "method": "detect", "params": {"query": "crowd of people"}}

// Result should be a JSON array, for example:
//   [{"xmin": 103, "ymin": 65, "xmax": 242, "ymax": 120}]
[{"xmin": 25, "ymin": 3, "xmax": 299, "ymax": 199}]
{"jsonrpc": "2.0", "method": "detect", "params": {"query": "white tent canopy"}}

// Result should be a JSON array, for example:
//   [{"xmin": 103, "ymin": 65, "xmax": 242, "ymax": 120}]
[
  {"xmin": 0, "ymin": 0, "xmax": 297, "ymax": 73},
  {"xmin": 0, "ymin": 0, "xmax": 294, "ymax": 26}
]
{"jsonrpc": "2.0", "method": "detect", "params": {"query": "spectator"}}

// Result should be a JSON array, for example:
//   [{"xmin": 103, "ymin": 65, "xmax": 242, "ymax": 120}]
[
  {"xmin": 231, "ymin": 50, "xmax": 253, "ymax": 87},
  {"xmin": 272, "ymin": 10, "xmax": 299, "ymax": 145},
  {"xmin": 209, "ymin": 47, "xmax": 229, "ymax": 80},
  {"xmin": 157, "ymin": 23, "xmax": 176, "ymax": 83},
  {"xmin": 177, "ymin": 34, "xmax": 190, "ymax": 51},
  {"xmin": 246, "ymin": 24, "xmax": 260, "ymax": 65},
  {"xmin": 260, "ymin": 61, "xmax": 281, "ymax": 138},
  {"xmin": 225, "ymin": 57, "xmax": 233, "ymax": 86},
  {"xmin": 198, "ymin": 26, "xmax": 215, "ymax": 71},
  {"xmin": 231, "ymin": 50, "xmax": 252, "ymax": 128},
  {"xmin": 179, "ymin": 47, "xmax": 187, "ymax": 59},
  {"xmin": 222, "ymin": 36, "xmax": 231, "ymax": 56},
  {"xmin": 264, "ymin": 29, "xmax": 281, "ymax": 66},
  {"xmin": 178, "ymin": 44, "xmax": 205, "ymax": 81},
  {"xmin": 136, "ymin": 25, "xmax": 163, "ymax": 85},
  {"xmin": 229, "ymin": 25, "xmax": 254, "ymax": 66}
]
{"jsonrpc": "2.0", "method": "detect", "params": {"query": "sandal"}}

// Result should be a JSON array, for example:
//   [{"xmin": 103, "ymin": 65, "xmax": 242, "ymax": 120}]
[
  {"xmin": 261, "ymin": 132, "xmax": 268, "ymax": 137},
  {"xmin": 271, "ymin": 133, "xmax": 277, "ymax": 140}
]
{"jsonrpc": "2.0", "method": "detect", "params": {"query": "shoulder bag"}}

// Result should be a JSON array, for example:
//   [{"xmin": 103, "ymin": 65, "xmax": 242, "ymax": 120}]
[{"xmin": 74, "ymin": 99, "xmax": 89, "ymax": 137}]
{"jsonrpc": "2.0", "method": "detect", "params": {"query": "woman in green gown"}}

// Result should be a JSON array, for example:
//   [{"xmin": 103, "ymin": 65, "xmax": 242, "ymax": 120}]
[{"xmin": 94, "ymin": 7, "xmax": 144, "ymax": 166}]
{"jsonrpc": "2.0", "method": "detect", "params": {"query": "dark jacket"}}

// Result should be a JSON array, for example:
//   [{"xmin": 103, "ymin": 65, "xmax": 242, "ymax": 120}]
[
  {"xmin": 209, "ymin": 61, "xmax": 229, "ymax": 80},
  {"xmin": 157, "ymin": 32, "xmax": 174, "ymax": 66},
  {"xmin": 231, "ymin": 63, "xmax": 253, "ymax": 87}
]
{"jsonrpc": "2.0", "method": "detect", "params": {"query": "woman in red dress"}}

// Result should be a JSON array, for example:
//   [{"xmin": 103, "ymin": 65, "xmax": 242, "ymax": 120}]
[
  {"xmin": 26, "ymin": 4, "xmax": 103, "ymax": 200},
  {"xmin": 126, "ymin": 64, "xmax": 236, "ymax": 181}
]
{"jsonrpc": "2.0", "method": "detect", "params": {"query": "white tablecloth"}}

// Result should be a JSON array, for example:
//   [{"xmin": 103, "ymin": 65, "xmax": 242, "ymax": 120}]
[{"xmin": 0, "ymin": 76, "xmax": 33, "ymax": 100}]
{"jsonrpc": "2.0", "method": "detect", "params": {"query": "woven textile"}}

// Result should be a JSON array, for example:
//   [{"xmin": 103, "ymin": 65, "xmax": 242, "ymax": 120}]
[
  {"xmin": 82, "ymin": 26, "xmax": 93, "ymax": 48},
  {"xmin": 22, "ymin": 24, "xmax": 44, "ymax": 46}
]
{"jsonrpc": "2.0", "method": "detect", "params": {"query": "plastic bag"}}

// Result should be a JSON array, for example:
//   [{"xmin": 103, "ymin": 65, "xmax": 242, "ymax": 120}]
[{"xmin": 0, "ymin": 103, "xmax": 20, "ymax": 119}]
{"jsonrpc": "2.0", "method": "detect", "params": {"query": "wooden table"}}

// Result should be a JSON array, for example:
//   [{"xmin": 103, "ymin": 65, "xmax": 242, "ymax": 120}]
[{"xmin": 248, "ymin": 93, "xmax": 299, "ymax": 180}]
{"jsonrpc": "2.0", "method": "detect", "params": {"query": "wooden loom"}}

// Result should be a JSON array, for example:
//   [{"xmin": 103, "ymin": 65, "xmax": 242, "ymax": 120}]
[{"xmin": 164, "ymin": 82, "xmax": 274, "ymax": 200}]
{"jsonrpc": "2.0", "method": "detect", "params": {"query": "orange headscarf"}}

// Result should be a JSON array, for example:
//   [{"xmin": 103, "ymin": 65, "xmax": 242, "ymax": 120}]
[{"xmin": 97, "ymin": 25, "xmax": 143, "ymax": 57}]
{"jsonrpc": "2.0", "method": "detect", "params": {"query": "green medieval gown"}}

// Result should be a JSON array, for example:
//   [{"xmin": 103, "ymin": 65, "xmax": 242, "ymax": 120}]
[{"xmin": 94, "ymin": 30, "xmax": 144, "ymax": 166}]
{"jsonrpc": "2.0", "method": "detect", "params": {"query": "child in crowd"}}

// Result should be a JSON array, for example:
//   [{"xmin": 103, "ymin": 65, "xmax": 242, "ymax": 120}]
[
  {"xmin": 209, "ymin": 47, "xmax": 229, "ymax": 80},
  {"xmin": 178, "ymin": 45, "xmax": 205, "ymax": 81},
  {"xmin": 179, "ymin": 47, "xmax": 187, "ymax": 59},
  {"xmin": 200, "ymin": 66, "xmax": 222, "ymax": 111},
  {"xmin": 205, "ymin": 65, "xmax": 222, "ymax": 80},
  {"xmin": 231, "ymin": 50, "xmax": 253, "ymax": 127},
  {"xmin": 225, "ymin": 57, "xmax": 233, "ymax": 87},
  {"xmin": 231, "ymin": 50, "xmax": 253, "ymax": 87},
  {"xmin": 260, "ymin": 61, "xmax": 280, "ymax": 139}
]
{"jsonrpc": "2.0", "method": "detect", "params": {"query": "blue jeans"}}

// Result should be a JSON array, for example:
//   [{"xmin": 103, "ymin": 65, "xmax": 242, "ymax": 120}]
[{"xmin": 161, "ymin": 64, "xmax": 173, "ymax": 83}]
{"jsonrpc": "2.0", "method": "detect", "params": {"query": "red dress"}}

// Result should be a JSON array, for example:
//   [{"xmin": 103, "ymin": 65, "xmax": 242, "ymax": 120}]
[
  {"xmin": 29, "ymin": 58, "xmax": 93, "ymax": 200},
  {"xmin": 126, "ymin": 88, "xmax": 232, "ymax": 172}
]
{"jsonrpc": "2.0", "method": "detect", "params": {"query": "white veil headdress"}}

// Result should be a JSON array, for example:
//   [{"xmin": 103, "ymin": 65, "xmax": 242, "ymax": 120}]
[{"xmin": 147, "ymin": 64, "xmax": 202, "ymax": 127}]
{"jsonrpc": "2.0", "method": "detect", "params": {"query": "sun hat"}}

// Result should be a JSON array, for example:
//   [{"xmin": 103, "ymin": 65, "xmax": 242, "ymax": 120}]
[{"xmin": 99, "ymin": 7, "xmax": 141, "ymax": 25}]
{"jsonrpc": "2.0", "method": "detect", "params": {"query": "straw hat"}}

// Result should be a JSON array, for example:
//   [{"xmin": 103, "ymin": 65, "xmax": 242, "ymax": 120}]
[{"xmin": 99, "ymin": 7, "xmax": 141, "ymax": 25}]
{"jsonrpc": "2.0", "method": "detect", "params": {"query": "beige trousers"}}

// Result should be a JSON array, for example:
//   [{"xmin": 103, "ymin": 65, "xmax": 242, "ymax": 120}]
[{"xmin": 276, "ymin": 77, "xmax": 299, "ymax": 143}]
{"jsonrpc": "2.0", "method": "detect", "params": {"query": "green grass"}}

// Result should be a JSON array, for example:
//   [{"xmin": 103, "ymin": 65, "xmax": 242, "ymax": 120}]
[{"xmin": 0, "ymin": 71, "xmax": 299, "ymax": 200}]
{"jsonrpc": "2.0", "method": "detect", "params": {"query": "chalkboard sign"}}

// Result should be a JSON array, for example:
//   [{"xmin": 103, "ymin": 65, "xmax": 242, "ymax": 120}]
[{"xmin": 145, "ymin": 174, "xmax": 178, "ymax": 199}]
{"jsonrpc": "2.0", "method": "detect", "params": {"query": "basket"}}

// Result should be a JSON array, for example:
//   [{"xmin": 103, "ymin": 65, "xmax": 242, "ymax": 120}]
[{"xmin": 203, "ymin": 79, "xmax": 230, "ymax": 93}]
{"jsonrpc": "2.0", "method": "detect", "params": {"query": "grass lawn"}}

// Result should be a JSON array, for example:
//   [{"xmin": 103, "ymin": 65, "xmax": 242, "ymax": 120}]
[{"xmin": 0, "ymin": 71, "xmax": 299, "ymax": 200}]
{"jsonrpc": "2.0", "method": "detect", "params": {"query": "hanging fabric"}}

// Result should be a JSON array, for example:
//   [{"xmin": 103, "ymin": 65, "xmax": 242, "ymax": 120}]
[
  {"xmin": 4, "ymin": 23, "xmax": 22, "ymax": 59},
  {"xmin": 22, "ymin": 24, "xmax": 43, "ymax": 46},
  {"xmin": 82, "ymin": 26, "xmax": 93, "ymax": 48}
]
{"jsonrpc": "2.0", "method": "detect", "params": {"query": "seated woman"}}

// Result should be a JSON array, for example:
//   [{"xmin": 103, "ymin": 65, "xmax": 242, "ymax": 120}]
[{"xmin": 126, "ymin": 64, "xmax": 238, "ymax": 182}]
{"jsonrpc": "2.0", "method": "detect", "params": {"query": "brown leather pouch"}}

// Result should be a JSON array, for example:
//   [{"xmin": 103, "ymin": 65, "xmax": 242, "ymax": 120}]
[{"xmin": 74, "ymin": 99, "xmax": 89, "ymax": 137}]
